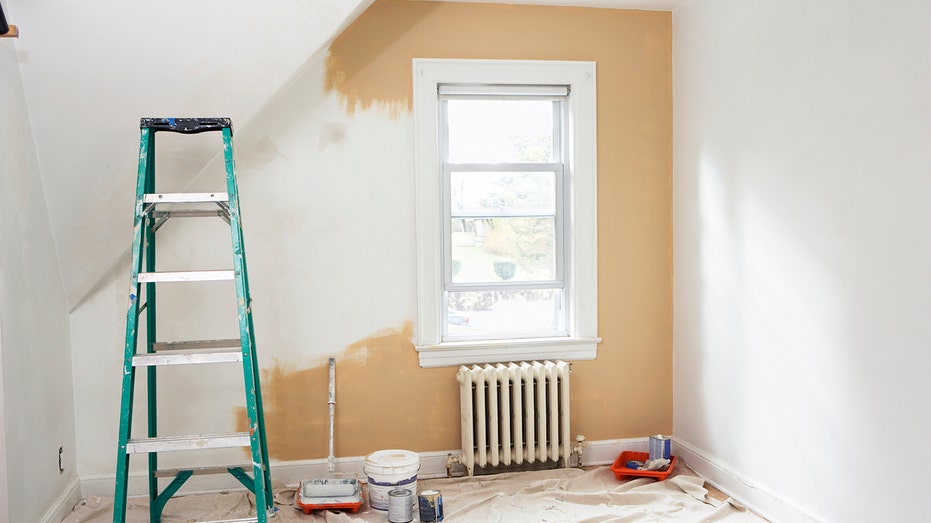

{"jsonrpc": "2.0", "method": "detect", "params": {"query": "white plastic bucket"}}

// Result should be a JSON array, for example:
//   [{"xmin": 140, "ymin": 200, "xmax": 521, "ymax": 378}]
[{"xmin": 364, "ymin": 449, "xmax": 420, "ymax": 511}]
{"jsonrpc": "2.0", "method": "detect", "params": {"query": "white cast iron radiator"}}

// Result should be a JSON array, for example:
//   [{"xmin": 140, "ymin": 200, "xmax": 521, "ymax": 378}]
[{"xmin": 457, "ymin": 360, "xmax": 571, "ymax": 476}]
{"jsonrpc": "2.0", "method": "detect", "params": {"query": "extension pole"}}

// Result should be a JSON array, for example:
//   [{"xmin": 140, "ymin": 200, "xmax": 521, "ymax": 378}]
[{"xmin": 328, "ymin": 357, "xmax": 336, "ymax": 474}]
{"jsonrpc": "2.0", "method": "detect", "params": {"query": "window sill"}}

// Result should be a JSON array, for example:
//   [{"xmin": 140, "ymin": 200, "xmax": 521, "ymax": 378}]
[{"xmin": 415, "ymin": 336, "xmax": 600, "ymax": 368}]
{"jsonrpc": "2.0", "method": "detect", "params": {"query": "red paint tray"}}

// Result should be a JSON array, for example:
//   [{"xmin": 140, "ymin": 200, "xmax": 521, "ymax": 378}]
[
  {"xmin": 295, "ymin": 478, "xmax": 364, "ymax": 514},
  {"xmin": 610, "ymin": 450, "xmax": 677, "ymax": 481}
]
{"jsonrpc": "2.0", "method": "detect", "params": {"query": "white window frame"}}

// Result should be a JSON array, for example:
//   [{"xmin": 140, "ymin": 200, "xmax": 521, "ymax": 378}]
[{"xmin": 413, "ymin": 59, "xmax": 599, "ymax": 368}]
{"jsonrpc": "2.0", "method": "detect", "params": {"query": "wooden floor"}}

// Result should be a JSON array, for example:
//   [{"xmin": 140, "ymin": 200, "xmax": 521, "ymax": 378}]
[{"xmin": 706, "ymin": 483, "xmax": 730, "ymax": 502}]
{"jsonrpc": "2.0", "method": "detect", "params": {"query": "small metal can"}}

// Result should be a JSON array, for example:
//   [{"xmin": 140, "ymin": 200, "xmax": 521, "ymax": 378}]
[
  {"xmin": 649, "ymin": 434, "xmax": 671, "ymax": 460},
  {"xmin": 418, "ymin": 489, "xmax": 444, "ymax": 522},
  {"xmin": 388, "ymin": 488, "xmax": 413, "ymax": 523}
]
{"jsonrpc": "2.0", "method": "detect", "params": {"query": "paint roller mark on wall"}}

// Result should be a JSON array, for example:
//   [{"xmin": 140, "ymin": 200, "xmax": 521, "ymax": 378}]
[{"xmin": 235, "ymin": 321, "xmax": 458, "ymax": 461}]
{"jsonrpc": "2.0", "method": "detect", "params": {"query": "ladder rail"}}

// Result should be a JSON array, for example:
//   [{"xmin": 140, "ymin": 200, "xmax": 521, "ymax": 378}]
[
  {"xmin": 114, "ymin": 119, "xmax": 272, "ymax": 523},
  {"xmin": 144, "ymin": 141, "xmax": 160, "ymax": 518},
  {"xmin": 113, "ymin": 126, "xmax": 154, "ymax": 522},
  {"xmin": 223, "ymin": 126, "xmax": 274, "ymax": 514}
]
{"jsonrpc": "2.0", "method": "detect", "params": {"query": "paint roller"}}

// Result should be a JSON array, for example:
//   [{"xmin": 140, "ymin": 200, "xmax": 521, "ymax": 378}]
[{"xmin": 300, "ymin": 357, "xmax": 358, "ymax": 498}]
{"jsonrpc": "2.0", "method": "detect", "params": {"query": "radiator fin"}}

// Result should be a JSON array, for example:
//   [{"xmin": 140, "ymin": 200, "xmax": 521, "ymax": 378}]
[{"xmin": 457, "ymin": 361, "xmax": 570, "ymax": 476}]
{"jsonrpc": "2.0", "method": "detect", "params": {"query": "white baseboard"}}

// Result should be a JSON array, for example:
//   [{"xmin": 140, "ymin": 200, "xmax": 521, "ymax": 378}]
[
  {"xmin": 78, "ymin": 439, "xmax": 653, "ymax": 499},
  {"xmin": 672, "ymin": 437, "xmax": 824, "ymax": 523},
  {"xmin": 69, "ymin": 438, "xmax": 824, "ymax": 523},
  {"xmin": 577, "ymin": 436, "xmax": 649, "ymax": 466},
  {"xmin": 268, "ymin": 449, "xmax": 458, "ymax": 485},
  {"xmin": 80, "ymin": 450, "xmax": 464, "ymax": 498},
  {"xmin": 40, "ymin": 476, "xmax": 82, "ymax": 523}
]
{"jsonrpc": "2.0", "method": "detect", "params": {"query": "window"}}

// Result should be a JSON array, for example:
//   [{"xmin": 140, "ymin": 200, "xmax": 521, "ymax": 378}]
[{"xmin": 413, "ymin": 59, "xmax": 599, "ymax": 368}]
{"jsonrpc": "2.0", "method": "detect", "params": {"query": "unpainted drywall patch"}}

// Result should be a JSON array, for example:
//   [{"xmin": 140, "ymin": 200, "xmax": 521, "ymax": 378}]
[
  {"xmin": 318, "ymin": 122, "xmax": 347, "ymax": 150},
  {"xmin": 236, "ymin": 321, "xmax": 460, "ymax": 461},
  {"xmin": 244, "ymin": 135, "xmax": 286, "ymax": 166}
]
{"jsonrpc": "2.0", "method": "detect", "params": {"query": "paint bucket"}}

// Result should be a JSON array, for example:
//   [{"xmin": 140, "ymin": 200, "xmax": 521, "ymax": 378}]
[
  {"xmin": 388, "ymin": 488, "xmax": 413, "ymax": 522},
  {"xmin": 364, "ymin": 449, "xmax": 420, "ymax": 511}
]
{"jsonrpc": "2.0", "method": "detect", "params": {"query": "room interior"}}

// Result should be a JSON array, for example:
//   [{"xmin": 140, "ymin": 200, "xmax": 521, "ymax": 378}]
[{"xmin": 0, "ymin": 0, "xmax": 927, "ymax": 522}]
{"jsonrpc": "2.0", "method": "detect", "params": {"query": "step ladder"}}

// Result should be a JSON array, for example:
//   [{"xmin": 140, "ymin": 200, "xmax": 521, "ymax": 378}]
[{"xmin": 113, "ymin": 118, "xmax": 274, "ymax": 523}]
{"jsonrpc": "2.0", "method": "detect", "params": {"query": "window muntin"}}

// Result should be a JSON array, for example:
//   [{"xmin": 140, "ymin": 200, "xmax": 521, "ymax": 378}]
[{"xmin": 440, "ymin": 91, "xmax": 568, "ymax": 341}]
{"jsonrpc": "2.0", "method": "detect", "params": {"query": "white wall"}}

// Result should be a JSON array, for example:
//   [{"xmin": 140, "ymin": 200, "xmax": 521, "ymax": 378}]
[
  {"xmin": 71, "ymin": 49, "xmax": 418, "ymax": 492},
  {"xmin": 0, "ymin": 26, "xmax": 78, "ymax": 523},
  {"xmin": 673, "ymin": 1, "xmax": 931, "ymax": 522}
]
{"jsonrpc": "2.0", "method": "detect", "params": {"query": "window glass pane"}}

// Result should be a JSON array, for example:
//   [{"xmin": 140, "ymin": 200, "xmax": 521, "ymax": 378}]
[
  {"xmin": 451, "ymin": 217, "xmax": 555, "ymax": 283},
  {"xmin": 446, "ymin": 99, "xmax": 554, "ymax": 163},
  {"xmin": 446, "ymin": 289, "xmax": 563, "ymax": 338},
  {"xmin": 451, "ymin": 171, "xmax": 555, "ymax": 216}
]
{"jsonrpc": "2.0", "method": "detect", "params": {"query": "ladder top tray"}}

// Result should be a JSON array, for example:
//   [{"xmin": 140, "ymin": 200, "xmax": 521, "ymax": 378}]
[{"xmin": 140, "ymin": 117, "xmax": 232, "ymax": 134}]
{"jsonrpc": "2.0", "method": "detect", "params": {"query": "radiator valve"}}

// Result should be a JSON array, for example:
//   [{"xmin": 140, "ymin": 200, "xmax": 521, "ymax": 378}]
[
  {"xmin": 573, "ymin": 434, "xmax": 586, "ymax": 468},
  {"xmin": 446, "ymin": 453, "xmax": 462, "ymax": 478}
]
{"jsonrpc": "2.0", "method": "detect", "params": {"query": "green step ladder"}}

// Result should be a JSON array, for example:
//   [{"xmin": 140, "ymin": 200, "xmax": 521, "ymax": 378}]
[{"xmin": 113, "ymin": 118, "xmax": 274, "ymax": 523}]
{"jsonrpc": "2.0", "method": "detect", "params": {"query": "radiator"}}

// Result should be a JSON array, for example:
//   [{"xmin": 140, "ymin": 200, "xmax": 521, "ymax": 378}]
[{"xmin": 457, "ymin": 360, "xmax": 571, "ymax": 476}]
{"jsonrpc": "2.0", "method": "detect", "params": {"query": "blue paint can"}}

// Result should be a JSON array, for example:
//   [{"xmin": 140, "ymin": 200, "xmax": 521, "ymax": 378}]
[
  {"xmin": 418, "ymin": 489, "xmax": 444, "ymax": 522},
  {"xmin": 649, "ymin": 434, "xmax": 671, "ymax": 460}
]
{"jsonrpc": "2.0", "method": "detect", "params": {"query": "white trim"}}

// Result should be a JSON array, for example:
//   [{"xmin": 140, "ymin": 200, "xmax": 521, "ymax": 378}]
[
  {"xmin": 78, "ymin": 451, "xmax": 459, "ymax": 498},
  {"xmin": 40, "ymin": 476, "xmax": 81, "ymax": 523},
  {"xmin": 413, "ymin": 58, "xmax": 598, "ymax": 368},
  {"xmin": 70, "ymin": 438, "xmax": 820, "ymax": 523},
  {"xmin": 578, "ymin": 437, "xmax": 649, "ymax": 465},
  {"xmin": 73, "ymin": 440, "xmax": 651, "ymax": 501},
  {"xmin": 417, "ymin": 336, "xmax": 599, "ymax": 368},
  {"xmin": 79, "ymin": 470, "xmax": 241, "ymax": 498},
  {"xmin": 673, "ymin": 437, "xmax": 825, "ymax": 523}
]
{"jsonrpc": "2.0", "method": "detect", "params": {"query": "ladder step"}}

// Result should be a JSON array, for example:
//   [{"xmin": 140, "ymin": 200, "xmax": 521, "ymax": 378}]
[
  {"xmin": 132, "ymin": 348, "xmax": 242, "ymax": 367},
  {"xmin": 153, "ymin": 338, "xmax": 242, "ymax": 351},
  {"xmin": 143, "ymin": 192, "xmax": 229, "ymax": 204},
  {"xmin": 126, "ymin": 433, "xmax": 251, "ymax": 454},
  {"xmin": 154, "ymin": 464, "xmax": 253, "ymax": 478},
  {"xmin": 152, "ymin": 209, "xmax": 229, "ymax": 219},
  {"xmin": 138, "ymin": 270, "xmax": 234, "ymax": 283}
]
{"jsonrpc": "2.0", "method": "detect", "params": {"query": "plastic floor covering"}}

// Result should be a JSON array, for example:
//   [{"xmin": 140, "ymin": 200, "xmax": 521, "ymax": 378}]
[{"xmin": 63, "ymin": 464, "xmax": 769, "ymax": 522}]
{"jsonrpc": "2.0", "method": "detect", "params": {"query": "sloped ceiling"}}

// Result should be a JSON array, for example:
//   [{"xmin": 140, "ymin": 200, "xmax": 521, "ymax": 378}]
[
  {"xmin": 7, "ymin": 0, "xmax": 685, "ymax": 310},
  {"xmin": 9, "ymin": 0, "xmax": 374, "ymax": 309}
]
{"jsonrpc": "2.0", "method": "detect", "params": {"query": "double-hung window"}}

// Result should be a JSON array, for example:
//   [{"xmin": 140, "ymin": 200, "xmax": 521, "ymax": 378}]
[{"xmin": 413, "ymin": 59, "xmax": 599, "ymax": 368}]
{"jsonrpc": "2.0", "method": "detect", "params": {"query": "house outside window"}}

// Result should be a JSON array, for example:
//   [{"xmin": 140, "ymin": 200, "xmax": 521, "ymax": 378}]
[{"xmin": 413, "ymin": 59, "xmax": 599, "ymax": 368}]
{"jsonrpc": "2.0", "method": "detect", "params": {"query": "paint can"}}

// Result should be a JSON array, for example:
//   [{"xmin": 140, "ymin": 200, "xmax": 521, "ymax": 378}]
[
  {"xmin": 364, "ymin": 449, "xmax": 420, "ymax": 511},
  {"xmin": 388, "ymin": 488, "xmax": 413, "ymax": 522},
  {"xmin": 649, "ymin": 434, "xmax": 671, "ymax": 460},
  {"xmin": 418, "ymin": 489, "xmax": 444, "ymax": 522}
]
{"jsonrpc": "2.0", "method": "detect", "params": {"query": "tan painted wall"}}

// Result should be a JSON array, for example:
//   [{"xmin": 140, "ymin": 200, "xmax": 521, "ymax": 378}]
[{"xmin": 241, "ymin": 0, "xmax": 672, "ymax": 461}]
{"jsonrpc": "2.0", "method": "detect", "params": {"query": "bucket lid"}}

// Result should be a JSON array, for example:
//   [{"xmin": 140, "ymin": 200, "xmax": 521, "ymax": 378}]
[{"xmin": 365, "ymin": 449, "xmax": 419, "ymax": 468}]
